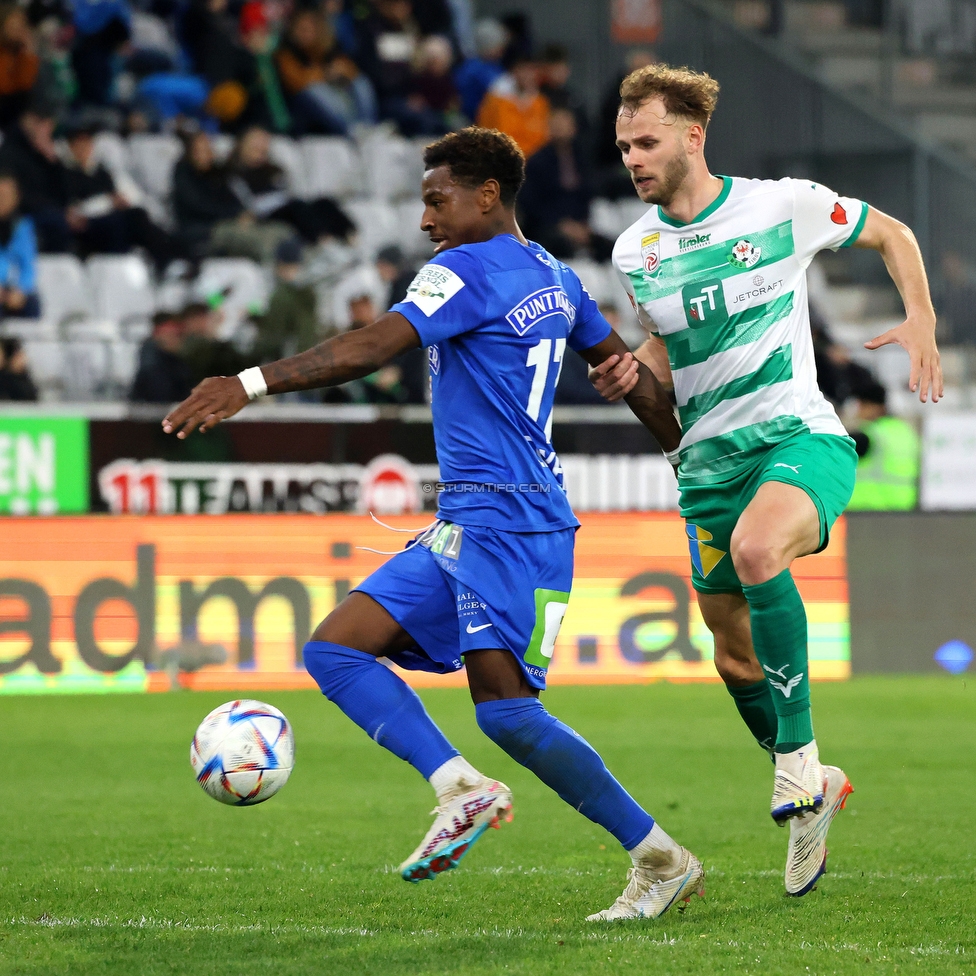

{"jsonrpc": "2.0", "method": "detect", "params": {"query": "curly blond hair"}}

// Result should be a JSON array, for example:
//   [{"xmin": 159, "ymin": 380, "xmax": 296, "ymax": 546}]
[{"xmin": 619, "ymin": 64, "xmax": 720, "ymax": 127}]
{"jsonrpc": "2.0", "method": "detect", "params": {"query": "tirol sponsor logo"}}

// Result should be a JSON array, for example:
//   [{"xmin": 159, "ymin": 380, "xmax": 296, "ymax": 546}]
[
  {"xmin": 731, "ymin": 278, "xmax": 783, "ymax": 305},
  {"xmin": 640, "ymin": 232, "xmax": 660, "ymax": 276},
  {"xmin": 678, "ymin": 232, "xmax": 711, "ymax": 252},
  {"xmin": 728, "ymin": 239, "xmax": 761, "ymax": 269},
  {"xmin": 505, "ymin": 286, "xmax": 576, "ymax": 337},
  {"xmin": 682, "ymin": 278, "xmax": 727, "ymax": 328}
]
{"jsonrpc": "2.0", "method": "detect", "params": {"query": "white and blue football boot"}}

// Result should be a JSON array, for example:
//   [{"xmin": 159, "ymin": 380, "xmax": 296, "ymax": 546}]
[
  {"xmin": 770, "ymin": 741, "xmax": 826, "ymax": 824},
  {"xmin": 586, "ymin": 847, "xmax": 705, "ymax": 921},
  {"xmin": 785, "ymin": 765, "xmax": 853, "ymax": 896},
  {"xmin": 399, "ymin": 778, "xmax": 513, "ymax": 883}
]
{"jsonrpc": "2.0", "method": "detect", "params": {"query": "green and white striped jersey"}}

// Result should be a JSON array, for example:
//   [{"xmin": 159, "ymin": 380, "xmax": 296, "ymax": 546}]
[{"xmin": 612, "ymin": 176, "xmax": 867, "ymax": 485}]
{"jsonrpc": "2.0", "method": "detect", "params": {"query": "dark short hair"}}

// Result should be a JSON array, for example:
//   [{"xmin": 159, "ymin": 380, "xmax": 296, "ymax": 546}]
[
  {"xmin": 423, "ymin": 127, "xmax": 525, "ymax": 207},
  {"xmin": 152, "ymin": 310, "xmax": 179, "ymax": 329},
  {"xmin": 180, "ymin": 302, "xmax": 210, "ymax": 319}
]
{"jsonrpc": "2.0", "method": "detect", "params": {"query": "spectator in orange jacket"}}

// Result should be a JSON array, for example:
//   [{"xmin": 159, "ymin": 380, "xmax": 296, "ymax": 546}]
[
  {"xmin": 476, "ymin": 54, "xmax": 549, "ymax": 158},
  {"xmin": 0, "ymin": 6, "xmax": 39, "ymax": 131}
]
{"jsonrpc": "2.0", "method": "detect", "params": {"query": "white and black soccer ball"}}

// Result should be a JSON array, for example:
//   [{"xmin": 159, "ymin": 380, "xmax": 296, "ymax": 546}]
[{"xmin": 190, "ymin": 699, "xmax": 295, "ymax": 806}]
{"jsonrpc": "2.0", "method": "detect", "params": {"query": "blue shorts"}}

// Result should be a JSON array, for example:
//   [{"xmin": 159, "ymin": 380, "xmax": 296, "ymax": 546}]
[{"xmin": 354, "ymin": 520, "xmax": 575, "ymax": 690}]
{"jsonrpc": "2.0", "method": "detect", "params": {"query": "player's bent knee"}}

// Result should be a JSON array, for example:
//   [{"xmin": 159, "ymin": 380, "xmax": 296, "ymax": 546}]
[{"xmin": 730, "ymin": 532, "xmax": 783, "ymax": 585}]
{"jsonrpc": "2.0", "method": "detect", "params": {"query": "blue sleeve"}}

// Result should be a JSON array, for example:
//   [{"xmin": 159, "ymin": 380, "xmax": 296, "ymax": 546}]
[
  {"xmin": 13, "ymin": 218, "xmax": 37, "ymax": 294},
  {"xmin": 391, "ymin": 249, "xmax": 487, "ymax": 346},
  {"xmin": 567, "ymin": 281, "xmax": 612, "ymax": 352}
]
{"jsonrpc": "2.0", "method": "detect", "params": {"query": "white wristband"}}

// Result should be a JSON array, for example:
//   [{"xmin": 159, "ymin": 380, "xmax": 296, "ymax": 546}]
[
  {"xmin": 664, "ymin": 447, "xmax": 681, "ymax": 466},
  {"xmin": 237, "ymin": 367, "xmax": 267, "ymax": 400}
]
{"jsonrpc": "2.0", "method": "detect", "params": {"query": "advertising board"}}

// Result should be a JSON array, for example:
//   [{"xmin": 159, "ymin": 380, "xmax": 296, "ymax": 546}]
[{"xmin": 0, "ymin": 513, "xmax": 850, "ymax": 693}]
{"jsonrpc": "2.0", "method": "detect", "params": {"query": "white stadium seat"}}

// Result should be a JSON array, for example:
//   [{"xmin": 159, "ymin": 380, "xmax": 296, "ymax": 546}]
[
  {"xmin": 127, "ymin": 133, "xmax": 183, "ymax": 199},
  {"xmin": 393, "ymin": 199, "xmax": 430, "ymax": 259},
  {"xmin": 87, "ymin": 255, "xmax": 156, "ymax": 324},
  {"xmin": 342, "ymin": 199, "xmax": 399, "ymax": 259},
  {"xmin": 61, "ymin": 340, "xmax": 112, "ymax": 400},
  {"xmin": 0, "ymin": 319, "xmax": 58, "ymax": 342},
  {"xmin": 36, "ymin": 254, "xmax": 93, "ymax": 324},
  {"xmin": 361, "ymin": 132, "xmax": 427, "ymax": 201},
  {"xmin": 210, "ymin": 133, "xmax": 234, "ymax": 163},
  {"xmin": 21, "ymin": 340, "xmax": 64, "ymax": 393},
  {"xmin": 270, "ymin": 135, "xmax": 309, "ymax": 198},
  {"xmin": 300, "ymin": 136, "xmax": 363, "ymax": 199}
]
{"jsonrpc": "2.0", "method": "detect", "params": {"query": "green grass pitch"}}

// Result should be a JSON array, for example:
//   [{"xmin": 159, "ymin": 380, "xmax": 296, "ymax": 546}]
[{"xmin": 1, "ymin": 677, "xmax": 973, "ymax": 975}]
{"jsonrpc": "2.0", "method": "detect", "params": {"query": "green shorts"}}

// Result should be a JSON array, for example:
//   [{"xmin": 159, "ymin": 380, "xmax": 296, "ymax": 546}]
[{"xmin": 678, "ymin": 432, "xmax": 858, "ymax": 595}]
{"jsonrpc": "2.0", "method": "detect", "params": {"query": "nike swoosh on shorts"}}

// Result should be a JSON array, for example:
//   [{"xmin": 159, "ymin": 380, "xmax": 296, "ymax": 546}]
[{"xmin": 466, "ymin": 622, "xmax": 493, "ymax": 634}]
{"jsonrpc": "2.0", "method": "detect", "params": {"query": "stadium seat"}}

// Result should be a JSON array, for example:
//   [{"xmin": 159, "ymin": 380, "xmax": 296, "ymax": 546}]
[
  {"xmin": 196, "ymin": 258, "xmax": 271, "ymax": 336},
  {"xmin": 36, "ymin": 255, "xmax": 94, "ymax": 325},
  {"xmin": 109, "ymin": 339, "xmax": 141, "ymax": 391},
  {"xmin": 210, "ymin": 133, "xmax": 234, "ymax": 163},
  {"xmin": 343, "ymin": 199, "xmax": 399, "ymax": 259},
  {"xmin": 127, "ymin": 133, "xmax": 183, "ymax": 199},
  {"xmin": 393, "ymin": 199, "xmax": 430, "ymax": 258},
  {"xmin": 61, "ymin": 339, "xmax": 112, "ymax": 400},
  {"xmin": 566, "ymin": 258, "xmax": 617, "ymax": 305},
  {"xmin": 270, "ymin": 136, "xmax": 309, "ymax": 199},
  {"xmin": 300, "ymin": 136, "xmax": 363, "ymax": 199},
  {"xmin": 361, "ymin": 132, "xmax": 427, "ymax": 201},
  {"xmin": 21, "ymin": 340, "xmax": 64, "ymax": 394},
  {"xmin": 92, "ymin": 132, "xmax": 131, "ymax": 181},
  {"xmin": 87, "ymin": 255, "xmax": 156, "ymax": 325},
  {"xmin": 0, "ymin": 319, "xmax": 58, "ymax": 342}
]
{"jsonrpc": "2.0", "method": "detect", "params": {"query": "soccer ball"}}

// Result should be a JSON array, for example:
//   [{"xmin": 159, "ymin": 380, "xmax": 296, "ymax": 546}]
[{"xmin": 190, "ymin": 699, "xmax": 295, "ymax": 806}]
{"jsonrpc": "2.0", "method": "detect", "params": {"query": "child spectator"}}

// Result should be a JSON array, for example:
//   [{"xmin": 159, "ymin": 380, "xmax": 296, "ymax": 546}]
[
  {"xmin": 454, "ymin": 17, "xmax": 505, "ymax": 121},
  {"xmin": 476, "ymin": 54, "xmax": 549, "ymax": 158},
  {"xmin": 277, "ymin": 8, "xmax": 376, "ymax": 135},
  {"xmin": 0, "ymin": 336, "xmax": 39, "ymax": 399},
  {"xmin": 0, "ymin": 6, "xmax": 40, "ymax": 131},
  {"xmin": 129, "ymin": 310, "xmax": 192, "ymax": 403},
  {"xmin": 251, "ymin": 236, "xmax": 320, "ymax": 362},
  {"xmin": 0, "ymin": 172, "xmax": 40, "ymax": 318}
]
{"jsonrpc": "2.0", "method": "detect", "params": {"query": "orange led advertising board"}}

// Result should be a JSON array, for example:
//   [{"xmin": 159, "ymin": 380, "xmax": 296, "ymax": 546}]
[{"xmin": 0, "ymin": 514, "xmax": 849, "ymax": 693}]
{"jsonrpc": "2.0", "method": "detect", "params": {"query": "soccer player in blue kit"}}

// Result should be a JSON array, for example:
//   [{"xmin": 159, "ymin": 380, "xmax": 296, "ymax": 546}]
[{"xmin": 163, "ymin": 127, "xmax": 701, "ymax": 922}]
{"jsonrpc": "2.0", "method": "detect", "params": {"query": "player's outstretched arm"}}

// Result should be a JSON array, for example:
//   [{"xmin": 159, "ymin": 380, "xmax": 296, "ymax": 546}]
[
  {"xmin": 162, "ymin": 312, "xmax": 420, "ymax": 439},
  {"xmin": 589, "ymin": 334, "xmax": 672, "ymax": 401},
  {"xmin": 854, "ymin": 206, "xmax": 943, "ymax": 403},
  {"xmin": 580, "ymin": 332, "xmax": 681, "ymax": 453}
]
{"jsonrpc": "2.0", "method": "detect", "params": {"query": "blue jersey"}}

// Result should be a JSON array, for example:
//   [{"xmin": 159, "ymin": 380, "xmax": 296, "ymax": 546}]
[{"xmin": 391, "ymin": 233, "xmax": 611, "ymax": 532}]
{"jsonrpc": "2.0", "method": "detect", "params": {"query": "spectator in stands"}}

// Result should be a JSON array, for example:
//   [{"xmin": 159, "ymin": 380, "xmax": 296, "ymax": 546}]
[
  {"xmin": 62, "ymin": 120, "xmax": 179, "ymax": 274},
  {"xmin": 0, "ymin": 6, "xmax": 40, "ymax": 131},
  {"xmin": 594, "ymin": 48, "xmax": 655, "ymax": 196},
  {"xmin": 0, "ymin": 336, "xmax": 39, "ymax": 399},
  {"xmin": 811, "ymin": 321, "xmax": 875, "ymax": 408},
  {"xmin": 277, "ymin": 8, "xmax": 376, "ymax": 135},
  {"xmin": 518, "ymin": 106, "xmax": 611, "ymax": 261},
  {"xmin": 0, "ymin": 101, "xmax": 71, "ymax": 253},
  {"xmin": 406, "ymin": 34, "xmax": 460, "ymax": 134},
  {"xmin": 129, "ymin": 309, "xmax": 192, "ymax": 403},
  {"xmin": 476, "ymin": 54, "xmax": 549, "ymax": 158},
  {"xmin": 171, "ymin": 129, "xmax": 285, "ymax": 263},
  {"xmin": 71, "ymin": 0, "xmax": 130, "ymax": 105},
  {"xmin": 180, "ymin": 300, "xmax": 246, "ymax": 387},
  {"xmin": 375, "ymin": 243, "xmax": 416, "ymax": 306},
  {"xmin": 252, "ymin": 236, "xmax": 320, "ymax": 362},
  {"xmin": 454, "ymin": 17, "xmax": 505, "ymax": 121},
  {"xmin": 236, "ymin": 2, "xmax": 291, "ymax": 134},
  {"xmin": 354, "ymin": 0, "xmax": 431, "ymax": 135},
  {"xmin": 539, "ymin": 43, "xmax": 585, "ymax": 124},
  {"xmin": 226, "ymin": 126, "xmax": 355, "ymax": 246},
  {"xmin": 0, "ymin": 172, "xmax": 40, "ymax": 319}
]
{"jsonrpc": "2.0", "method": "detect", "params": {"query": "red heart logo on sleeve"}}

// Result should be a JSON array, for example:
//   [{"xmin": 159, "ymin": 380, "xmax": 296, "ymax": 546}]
[{"xmin": 830, "ymin": 202, "xmax": 848, "ymax": 225}]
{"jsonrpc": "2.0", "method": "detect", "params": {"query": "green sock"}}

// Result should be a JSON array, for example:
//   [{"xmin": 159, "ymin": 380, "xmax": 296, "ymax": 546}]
[
  {"xmin": 726, "ymin": 680, "xmax": 777, "ymax": 755},
  {"xmin": 741, "ymin": 569, "xmax": 813, "ymax": 754}
]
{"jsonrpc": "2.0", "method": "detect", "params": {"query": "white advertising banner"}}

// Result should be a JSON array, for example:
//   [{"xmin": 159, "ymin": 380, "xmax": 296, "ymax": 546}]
[{"xmin": 920, "ymin": 412, "xmax": 976, "ymax": 510}]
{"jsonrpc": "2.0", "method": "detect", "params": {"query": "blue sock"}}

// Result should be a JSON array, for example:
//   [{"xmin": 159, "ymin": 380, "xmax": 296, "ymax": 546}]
[
  {"xmin": 475, "ymin": 698, "xmax": 654, "ymax": 850},
  {"xmin": 303, "ymin": 641, "xmax": 458, "ymax": 779}
]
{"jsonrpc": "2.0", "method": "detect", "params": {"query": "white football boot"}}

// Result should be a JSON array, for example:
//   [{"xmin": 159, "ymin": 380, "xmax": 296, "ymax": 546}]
[
  {"xmin": 586, "ymin": 847, "xmax": 705, "ymax": 921},
  {"xmin": 770, "ymin": 741, "xmax": 826, "ymax": 824},
  {"xmin": 785, "ymin": 765, "xmax": 853, "ymax": 896},
  {"xmin": 399, "ymin": 778, "xmax": 512, "ymax": 883}
]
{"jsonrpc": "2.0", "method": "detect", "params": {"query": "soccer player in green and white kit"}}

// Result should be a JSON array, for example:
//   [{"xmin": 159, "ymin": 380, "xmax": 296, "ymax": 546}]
[{"xmin": 591, "ymin": 64, "xmax": 943, "ymax": 896}]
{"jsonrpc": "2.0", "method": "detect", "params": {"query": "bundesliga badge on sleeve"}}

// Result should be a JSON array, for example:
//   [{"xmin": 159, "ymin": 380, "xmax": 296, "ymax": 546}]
[{"xmin": 641, "ymin": 233, "xmax": 661, "ymax": 276}]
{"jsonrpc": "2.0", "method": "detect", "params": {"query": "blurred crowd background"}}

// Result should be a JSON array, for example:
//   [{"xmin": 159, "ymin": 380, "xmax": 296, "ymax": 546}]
[{"xmin": 1, "ymin": 0, "xmax": 976, "ymax": 511}]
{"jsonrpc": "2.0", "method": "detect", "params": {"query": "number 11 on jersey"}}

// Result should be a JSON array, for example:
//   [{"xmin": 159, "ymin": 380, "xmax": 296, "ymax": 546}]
[{"xmin": 525, "ymin": 338, "xmax": 567, "ymax": 437}]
